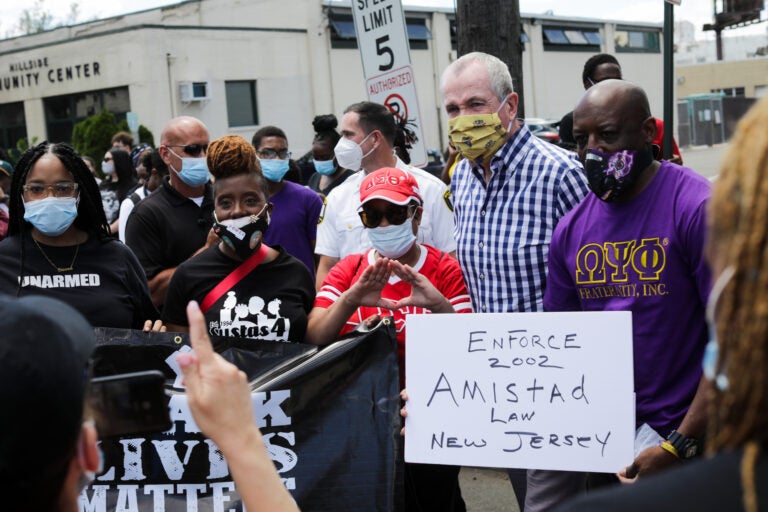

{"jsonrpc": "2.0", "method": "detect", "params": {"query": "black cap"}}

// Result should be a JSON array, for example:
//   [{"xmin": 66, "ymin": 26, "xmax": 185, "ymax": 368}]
[{"xmin": 0, "ymin": 295, "xmax": 94, "ymax": 494}]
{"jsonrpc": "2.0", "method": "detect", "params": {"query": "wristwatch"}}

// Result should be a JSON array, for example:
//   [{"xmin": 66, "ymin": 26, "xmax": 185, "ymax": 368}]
[{"xmin": 666, "ymin": 430, "xmax": 701, "ymax": 459}]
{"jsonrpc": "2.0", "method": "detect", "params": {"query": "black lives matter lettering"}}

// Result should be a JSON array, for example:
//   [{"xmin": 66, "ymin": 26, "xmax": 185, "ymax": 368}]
[{"xmin": 81, "ymin": 390, "xmax": 297, "ymax": 511}]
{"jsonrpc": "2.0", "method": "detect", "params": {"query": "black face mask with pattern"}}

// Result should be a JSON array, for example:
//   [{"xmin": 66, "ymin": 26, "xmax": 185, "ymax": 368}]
[
  {"xmin": 213, "ymin": 205, "xmax": 269, "ymax": 260},
  {"xmin": 583, "ymin": 147, "xmax": 653, "ymax": 202}
]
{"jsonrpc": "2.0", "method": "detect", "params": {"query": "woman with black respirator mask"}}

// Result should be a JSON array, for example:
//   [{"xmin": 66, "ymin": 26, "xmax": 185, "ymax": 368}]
[{"xmin": 162, "ymin": 135, "xmax": 314, "ymax": 342}]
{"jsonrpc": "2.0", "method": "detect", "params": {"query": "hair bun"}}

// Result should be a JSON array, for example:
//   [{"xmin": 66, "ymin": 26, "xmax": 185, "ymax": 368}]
[{"xmin": 312, "ymin": 114, "xmax": 338, "ymax": 133}]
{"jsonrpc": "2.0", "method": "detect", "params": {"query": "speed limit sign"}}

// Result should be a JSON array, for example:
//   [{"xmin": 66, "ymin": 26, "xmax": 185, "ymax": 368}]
[
  {"xmin": 352, "ymin": 1, "xmax": 427, "ymax": 167},
  {"xmin": 351, "ymin": 0, "xmax": 411, "ymax": 77}
]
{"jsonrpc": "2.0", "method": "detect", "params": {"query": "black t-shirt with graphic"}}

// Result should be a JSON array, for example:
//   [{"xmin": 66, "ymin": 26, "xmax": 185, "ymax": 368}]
[
  {"xmin": 0, "ymin": 234, "xmax": 158, "ymax": 328},
  {"xmin": 162, "ymin": 245, "xmax": 315, "ymax": 343}
]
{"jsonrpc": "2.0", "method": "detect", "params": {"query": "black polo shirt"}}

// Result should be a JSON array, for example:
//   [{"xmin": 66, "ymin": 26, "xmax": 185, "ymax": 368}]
[{"xmin": 125, "ymin": 177, "xmax": 214, "ymax": 280}]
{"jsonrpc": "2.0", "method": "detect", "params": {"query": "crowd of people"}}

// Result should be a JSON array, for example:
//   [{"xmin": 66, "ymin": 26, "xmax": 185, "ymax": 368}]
[{"xmin": 1, "ymin": 48, "xmax": 764, "ymax": 512}]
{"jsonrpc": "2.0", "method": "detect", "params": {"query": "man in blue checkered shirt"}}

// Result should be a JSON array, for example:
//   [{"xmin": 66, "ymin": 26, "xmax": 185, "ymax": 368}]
[{"xmin": 441, "ymin": 52, "xmax": 590, "ymax": 510}]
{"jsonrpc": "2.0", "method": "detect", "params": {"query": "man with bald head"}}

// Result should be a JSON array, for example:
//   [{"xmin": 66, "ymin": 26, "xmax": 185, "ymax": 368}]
[
  {"xmin": 540, "ymin": 80, "xmax": 711, "ymax": 507},
  {"xmin": 125, "ymin": 116, "xmax": 215, "ymax": 308}
]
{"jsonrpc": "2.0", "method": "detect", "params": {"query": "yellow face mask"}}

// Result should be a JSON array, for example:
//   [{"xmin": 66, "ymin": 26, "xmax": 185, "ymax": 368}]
[{"xmin": 447, "ymin": 95, "xmax": 513, "ymax": 164}]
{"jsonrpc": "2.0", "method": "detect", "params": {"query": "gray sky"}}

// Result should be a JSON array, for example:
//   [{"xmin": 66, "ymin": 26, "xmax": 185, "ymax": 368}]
[{"xmin": 1, "ymin": 0, "xmax": 765, "ymax": 40}]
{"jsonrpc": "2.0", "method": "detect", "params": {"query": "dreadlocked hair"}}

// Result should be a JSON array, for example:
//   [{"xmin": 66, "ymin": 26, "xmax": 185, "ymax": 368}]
[
  {"xmin": 9, "ymin": 141, "xmax": 112, "ymax": 296},
  {"xmin": 707, "ymin": 96, "xmax": 768, "ymax": 512},
  {"xmin": 394, "ymin": 116, "xmax": 419, "ymax": 164},
  {"xmin": 207, "ymin": 135, "xmax": 269, "ymax": 198},
  {"xmin": 10, "ymin": 142, "xmax": 110, "ymax": 239}
]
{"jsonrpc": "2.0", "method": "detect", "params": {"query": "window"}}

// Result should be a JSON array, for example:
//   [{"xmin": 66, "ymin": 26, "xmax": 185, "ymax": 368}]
[
  {"xmin": 542, "ymin": 26, "xmax": 602, "ymax": 51},
  {"xmin": 329, "ymin": 11, "xmax": 432, "ymax": 50},
  {"xmin": 43, "ymin": 87, "xmax": 129, "ymax": 144},
  {"xmin": 615, "ymin": 29, "xmax": 660, "ymax": 53},
  {"xmin": 450, "ymin": 19, "xmax": 528, "ymax": 51},
  {"xmin": 225, "ymin": 81, "xmax": 259, "ymax": 127},
  {"xmin": 711, "ymin": 87, "xmax": 746, "ymax": 97},
  {"xmin": 0, "ymin": 102, "xmax": 27, "ymax": 150}
]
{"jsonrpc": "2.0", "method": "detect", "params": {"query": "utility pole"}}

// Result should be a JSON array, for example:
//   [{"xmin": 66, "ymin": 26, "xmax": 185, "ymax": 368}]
[{"xmin": 456, "ymin": 0, "xmax": 525, "ymax": 118}]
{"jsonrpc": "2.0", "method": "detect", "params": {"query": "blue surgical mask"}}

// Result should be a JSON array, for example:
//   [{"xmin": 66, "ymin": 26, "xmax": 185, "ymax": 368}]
[
  {"xmin": 23, "ymin": 196, "xmax": 79, "ymax": 236},
  {"xmin": 367, "ymin": 221, "xmax": 416, "ymax": 259},
  {"xmin": 259, "ymin": 158, "xmax": 290, "ymax": 182},
  {"xmin": 703, "ymin": 266, "xmax": 735, "ymax": 391},
  {"xmin": 168, "ymin": 148, "xmax": 210, "ymax": 186},
  {"xmin": 313, "ymin": 159, "xmax": 337, "ymax": 176}
]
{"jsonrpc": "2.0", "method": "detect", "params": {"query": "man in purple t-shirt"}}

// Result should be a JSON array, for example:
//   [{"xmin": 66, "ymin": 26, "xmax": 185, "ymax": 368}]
[
  {"xmin": 252, "ymin": 126, "xmax": 323, "ymax": 275},
  {"xmin": 535, "ymin": 80, "xmax": 711, "ymax": 510}
]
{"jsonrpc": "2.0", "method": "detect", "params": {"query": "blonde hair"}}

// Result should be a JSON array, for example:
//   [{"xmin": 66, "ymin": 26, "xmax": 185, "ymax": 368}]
[{"xmin": 707, "ymin": 95, "xmax": 768, "ymax": 512}]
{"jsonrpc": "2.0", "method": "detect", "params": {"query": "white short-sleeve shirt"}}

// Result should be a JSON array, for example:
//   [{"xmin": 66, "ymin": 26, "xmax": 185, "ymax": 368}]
[{"xmin": 315, "ymin": 157, "xmax": 456, "ymax": 258}]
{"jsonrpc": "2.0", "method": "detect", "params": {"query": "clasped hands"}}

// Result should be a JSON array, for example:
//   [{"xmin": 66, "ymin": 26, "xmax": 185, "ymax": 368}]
[{"xmin": 343, "ymin": 257, "xmax": 452, "ymax": 313}]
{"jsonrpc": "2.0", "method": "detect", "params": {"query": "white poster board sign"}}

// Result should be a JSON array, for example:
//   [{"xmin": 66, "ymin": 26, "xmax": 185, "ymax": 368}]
[
  {"xmin": 352, "ymin": 0, "xmax": 427, "ymax": 168},
  {"xmin": 405, "ymin": 312, "xmax": 635, "ymax": 473}
]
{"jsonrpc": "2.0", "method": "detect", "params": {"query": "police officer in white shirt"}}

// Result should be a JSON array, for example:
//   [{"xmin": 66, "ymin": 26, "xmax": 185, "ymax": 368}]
[{"xmin": 315, "ymin": 101, "xmax": 456, "ymax": 289}]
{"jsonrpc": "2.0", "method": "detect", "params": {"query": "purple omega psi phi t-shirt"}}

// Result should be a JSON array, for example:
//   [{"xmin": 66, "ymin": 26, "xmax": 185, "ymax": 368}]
[{"xmin": 545, "ymin": 161, "xmax": 711, "ymax": 436}]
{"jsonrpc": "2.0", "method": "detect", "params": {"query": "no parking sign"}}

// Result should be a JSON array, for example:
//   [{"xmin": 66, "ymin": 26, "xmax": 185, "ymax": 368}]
[{"xmin": 365, "ymin": 65, "xmax": 427, "ymax": 167}]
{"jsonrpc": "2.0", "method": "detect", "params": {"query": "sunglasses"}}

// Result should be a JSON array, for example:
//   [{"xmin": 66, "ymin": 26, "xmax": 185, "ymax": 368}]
[
  {"xmin": 102, "ymin": 157, "xmax": 112, "ymax": 163},
  {"xmin": 359, "ymin": 204, "xmax": 417, "ymax": 228},
  {"xmin": 166, "ymin": 143, "xmax": 208, "ymax": 156}
]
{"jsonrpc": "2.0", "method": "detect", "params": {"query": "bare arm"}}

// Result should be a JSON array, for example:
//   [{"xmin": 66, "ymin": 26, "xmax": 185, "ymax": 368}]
[
  {"xmin": 148, "ymin": 268, "xmax": 176, "ymax": 308},
  {"xmin": 179, "ymin": 301, "xmax": 299, "ymax": 512},
  {"xmin": 315, "ymin": 255, "xmax": 339, "ymax": 291},
  {"xmin": 620, "ymin": 376, "xmax": 708, "ymax": 482},
  {"xmin": 306, "ymin": 258, "xmax": 392, "ymax": 345}
]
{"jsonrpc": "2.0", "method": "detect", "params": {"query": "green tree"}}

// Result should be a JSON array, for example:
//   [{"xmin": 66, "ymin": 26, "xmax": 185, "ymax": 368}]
[
  {"xmin": 10, "ymin": 0, "xmax": 81, "ymax": 37},
  {"xmin": 117, "ymin": 120, "xmax": 155, "ymax": 147},
  {"xmin": 72, "ymin": 110, "xmax": 155, "ymax": 174},
  {"xmin": 71, "ymin": 109, "xmax": 119, "ymax": 172}
]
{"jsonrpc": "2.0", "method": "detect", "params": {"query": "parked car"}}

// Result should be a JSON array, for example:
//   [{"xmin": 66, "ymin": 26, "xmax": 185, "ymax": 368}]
[
  {"xmin": 423, "ymin": 149, "xmax": 445, "ymax": 178},
  {"xmin": 525, "ymin": 118, "xmax": 561, "ymax": 144}
]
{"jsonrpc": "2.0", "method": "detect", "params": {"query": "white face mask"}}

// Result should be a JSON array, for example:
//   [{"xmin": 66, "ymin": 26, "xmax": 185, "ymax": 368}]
[
  {"xmin": 367, "ymin": 221, "xmax": 416, "ymax": 259},
  {"xmin": 102, "ymin": 161, "xmax": 115, "ymax": 175},
  {"xmin": 334, "ymin": 132, "xmax": 375, "ymax": 171}
]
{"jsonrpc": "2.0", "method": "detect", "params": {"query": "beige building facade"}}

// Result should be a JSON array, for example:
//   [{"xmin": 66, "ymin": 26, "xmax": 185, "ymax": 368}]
[{"xmin": 0, "ymin": 0, "xmax": 665, "ymax": 156}]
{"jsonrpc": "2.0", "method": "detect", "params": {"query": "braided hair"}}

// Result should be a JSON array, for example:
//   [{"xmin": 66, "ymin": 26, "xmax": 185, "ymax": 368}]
[
  {"xmin": 10, "ymin": 142, "xmax": 111, "ymax": 295},
  {"xmin": 207, "ymin": 134, "xmax": 269, "ymax": 198},
  {"xmin": 706, "ymin": 96, "xmax": 768, "ymax": 512},
  {"xmin": 10, "ymin": 141, "xmax": 110, "ymax": 239}
]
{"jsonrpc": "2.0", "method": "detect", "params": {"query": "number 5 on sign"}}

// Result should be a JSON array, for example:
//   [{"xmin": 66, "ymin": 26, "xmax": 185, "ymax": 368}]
[{"xmin": 376, "ymin": 35, "xmax": 394, "ymax": 71}]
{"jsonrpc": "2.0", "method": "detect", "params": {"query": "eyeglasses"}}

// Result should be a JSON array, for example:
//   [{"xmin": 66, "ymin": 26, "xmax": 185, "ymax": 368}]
[
  {"xmin": 102, "ymin": 157, "xmax": 112, "ymax": 163},
  {"xmin": 23, "ymin": 182, "xmax": 79, "ymax": 199},
  {"xmin": 166, "ymin": 143, "xmax": 208, "ymax": 156},
  {"xmin": 359, "ymin": 204, "xmax": 417, "ymax": 228},
  {"xmin": 257, "ymin": 149, "xmax": 291, "ymax": 160}
]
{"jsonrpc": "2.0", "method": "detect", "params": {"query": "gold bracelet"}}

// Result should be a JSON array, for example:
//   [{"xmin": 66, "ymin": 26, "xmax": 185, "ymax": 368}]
[{"xmin": 660, "ymin": 440, "xmax": 680, "ymax": 458}]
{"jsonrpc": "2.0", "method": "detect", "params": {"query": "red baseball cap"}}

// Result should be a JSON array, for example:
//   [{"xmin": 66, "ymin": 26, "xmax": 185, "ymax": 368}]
[{"xmin": 359, "ymin": 167, "xmax": 422, "ymax": 206}]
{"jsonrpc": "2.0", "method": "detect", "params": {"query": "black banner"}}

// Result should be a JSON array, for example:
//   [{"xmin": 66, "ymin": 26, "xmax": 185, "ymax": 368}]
[{"xmin": 81, "ymin": 321, "xmax": 403, "ymax": 511}]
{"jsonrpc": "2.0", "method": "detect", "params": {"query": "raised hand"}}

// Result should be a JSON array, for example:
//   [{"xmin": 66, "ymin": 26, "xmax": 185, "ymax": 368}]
[
  {"xmin": 346, "ymin": 257, "xmax": 395, "ymax": 309},
  {"xmin": 389, "ymin": 260, "xmax": 453, "ymax": 313}
]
